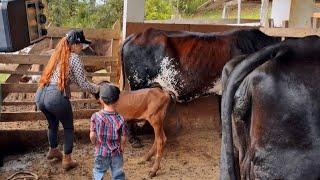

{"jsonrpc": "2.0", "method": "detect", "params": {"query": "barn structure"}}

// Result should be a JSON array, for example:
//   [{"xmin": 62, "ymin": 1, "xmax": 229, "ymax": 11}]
[
  {"xmin": 1, "ymin": 0, "xmax": 320, "ymax": 179},
  {"xmin": 121, "ymin": 0, "xmax": 320, "ymax": 134}
]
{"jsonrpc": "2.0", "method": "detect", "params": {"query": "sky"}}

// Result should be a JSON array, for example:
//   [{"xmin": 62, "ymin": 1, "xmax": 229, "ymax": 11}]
[{"xmin": 96, "ymin": 0, "xmax": 105, "ymax": 6}]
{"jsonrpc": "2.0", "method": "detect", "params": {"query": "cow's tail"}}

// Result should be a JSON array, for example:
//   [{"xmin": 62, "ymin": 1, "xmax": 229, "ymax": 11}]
[
  {"xmin": 220, "ymin": 43, "xmax": 288, "ymax": 180},
  {"xmin": 165, "ymin": 90, "xmax": 182, "ymax": 134},
  {"xmin": 120, "ymin": 34, "xmax": 135, "ymax": 90}
]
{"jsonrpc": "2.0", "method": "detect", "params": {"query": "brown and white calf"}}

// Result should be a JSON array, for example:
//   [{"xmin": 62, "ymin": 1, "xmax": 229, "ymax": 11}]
[{"xmin": 113, "ymin": 87, "xmax": 171, "ymax": 177}]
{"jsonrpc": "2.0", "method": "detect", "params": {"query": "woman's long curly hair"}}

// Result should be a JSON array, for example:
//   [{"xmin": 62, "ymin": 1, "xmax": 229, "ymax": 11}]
[{"xmin": 39, "ymin": 37, "xmax": 71, "ymax": 91}]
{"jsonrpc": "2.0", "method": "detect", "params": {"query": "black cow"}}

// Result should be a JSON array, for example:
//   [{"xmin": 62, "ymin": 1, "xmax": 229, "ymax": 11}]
[
  {"xmin": 121, "ymin": 28, "xmax": 281, "ymax": 102},
  {"xmin": 220, "ymin": 36, "xmax": 320, "ymax": 179}
]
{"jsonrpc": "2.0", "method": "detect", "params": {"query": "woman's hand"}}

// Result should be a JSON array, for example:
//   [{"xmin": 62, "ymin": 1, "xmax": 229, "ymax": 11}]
[{"xmin": 93, "ymin": 92, "xmax": 100, "ymax": 100}]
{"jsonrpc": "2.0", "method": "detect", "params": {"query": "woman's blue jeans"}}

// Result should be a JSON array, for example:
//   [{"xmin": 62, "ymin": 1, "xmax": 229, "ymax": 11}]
[{"xmin": 35, "ymin": 84, "xmax": 74, "ymax": 154}]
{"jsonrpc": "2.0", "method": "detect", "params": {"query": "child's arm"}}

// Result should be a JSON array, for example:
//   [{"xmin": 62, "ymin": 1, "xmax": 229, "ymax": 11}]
[
  {"xmin": 90, "ymin": 131, "xmax": 97, "ymax": 144},
  {"xmin": 90, "ymin": 113, "xmax": 97, "ymax": 144},
  {"xmin": 120, "ymin": 118, "xmax": 127, "ymax": 152},
  {"xmin": 120, "ymin": 135, "xmax": 126, "ymax": 153}
]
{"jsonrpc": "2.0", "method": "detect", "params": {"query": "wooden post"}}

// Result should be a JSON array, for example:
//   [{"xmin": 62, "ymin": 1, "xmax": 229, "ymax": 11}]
[
  {"xmin": 222, "ymin": 0, "xmax": 238, "ymax": 20},
  {"xmin": 110, "ymin": 21, "xmax": 121, "ymax": 85},
  {"xmin": 282, "ymin": 20, "xmax": 289, "ymax": 28},
  {"xmin": 311, "ymin": 13, "xmax": 320, "ymax": 29},
  {"xmin": 0, "ymin": 84, "xmax": 2, "ymax": 120},
  {"xmin": 222, "ymin": 2, "xmax": 228, "ymax": 19},
  {"xmin": 268, "ymin": 18, "xmax": 274, "ymax": 28},
  {"xmin": 237, "ymin": 0, "xmax": 241, "ymax": 24}
]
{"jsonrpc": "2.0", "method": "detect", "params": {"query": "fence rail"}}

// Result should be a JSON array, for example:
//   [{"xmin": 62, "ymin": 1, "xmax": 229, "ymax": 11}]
[
  {"xmin": 1, "ymin": 109, "xmax": 99, "ymax": 122},
  {"xmin": 0, "ymin": 21, "xmax": 121, "ymax": 122}
]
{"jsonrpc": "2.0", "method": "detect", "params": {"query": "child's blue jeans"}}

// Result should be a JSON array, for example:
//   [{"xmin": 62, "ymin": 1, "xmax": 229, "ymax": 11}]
[{"xmin": 93, "ymin": 154, "xmax": 125, "ymax": 180}]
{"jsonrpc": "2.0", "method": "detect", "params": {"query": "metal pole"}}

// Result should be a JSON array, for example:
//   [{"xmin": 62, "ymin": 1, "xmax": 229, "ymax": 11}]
[
  {"xmin": 260, "ymin": 0, "xmax": 269, "ymax": 26},
  {"xmin": 237, "ymin": 0, "xmax": 241, "ymax": 24}
]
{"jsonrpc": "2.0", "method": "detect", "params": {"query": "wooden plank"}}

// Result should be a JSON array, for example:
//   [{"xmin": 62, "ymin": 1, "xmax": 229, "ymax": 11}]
[
  {"xmin": 0, "ymin": 70, "xmax": 41, "ymax": 76},
  {"xmin": 124, "ymin": 22, "xmax": 320, "ymax": 38},
  {"xmin": 313, "ymin": 12, "xmax": 320, "ymax": 18},
  {"xmin": 189, "ymin": 24, "xmax": 255, "ymax": 33},
  {"xmin": 126, "ymin": 22, "xmax": 255, "ymax": 35},
  {"xmin": 3, "ymin": 99, "xmax": 97, "ymax": 106},
  {"xmin": 111, "ymin": 39, "xmax": 120, "ymax": 58},
  {"xmin": 0, "ymin": 109, "xmax": 99, "ymax": 122},
  {"xmin": 260, "ymin": 27, "xmax": 320, "ymax": 37},
  {"xmin": 3, "ymin": 65, "xmax": 32, "ymax": 99},
  {"xmin": 126, "ymin": 22, "xmax": 189, "ymax": 37},
  {"xmin": 5, "ymin": 65, "xmax": 31, "ymax": 83},
  {"xmin": 0, "ymin": 70, "xmax": 117, "ymax": 77},
  {"xmin": 0, "ymin": 54, "xmax": 118, "ymax": 66},
  {"xmin": 47, "ymin": 27, "xmax": 121, "ymax": 40},
  {"xmin": 111, "ymin": 28, "xmax": 120, "ymax": 84},
  {"xmin": 0, "ymin": 83, "xmax": 83, "ymax": 94}
]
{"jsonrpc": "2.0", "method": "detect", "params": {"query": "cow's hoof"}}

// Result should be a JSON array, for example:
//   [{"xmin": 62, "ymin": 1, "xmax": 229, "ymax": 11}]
[
  {"xmin": 129, "ymin": 137, "xmax": 144, "ymax": 148},
  {"xmin": 148, "ymin": 170, "xmax": 157, "ymax": 178}
]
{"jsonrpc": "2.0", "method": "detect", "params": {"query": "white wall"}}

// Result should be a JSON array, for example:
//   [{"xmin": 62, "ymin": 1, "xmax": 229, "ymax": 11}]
[
  {"xmin": 271, "ymin": 0, "xmax": 314, "ymax": 28},
  {"xmin": 271, "ymin": 0, "xmax": 292, "ymax": 27},
  {"xmin": 289, "ymin": 0, "xmax": 314, "ymax": 28},
  {"xmin": 122, "ymin": 0, "xmax": 145, "ymax": 39}
]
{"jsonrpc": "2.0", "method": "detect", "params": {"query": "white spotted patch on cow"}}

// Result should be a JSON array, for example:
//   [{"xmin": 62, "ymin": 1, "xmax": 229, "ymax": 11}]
[
  {"xmin": 149, "ymin": 56, "xmax": 183, "ymax": 99},
  {"xmin": 130, "ymin": 69, "xmax": 142, "ymax": 84}
]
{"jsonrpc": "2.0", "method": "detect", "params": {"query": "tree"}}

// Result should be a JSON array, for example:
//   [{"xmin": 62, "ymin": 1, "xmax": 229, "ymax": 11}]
[
  {"xmin": 44, "ymin": 0, "xmax": 123, "ymax": 28},
  {"xmin": 145, "ymin": 0, "xmax": 173, "ymax": 20}
]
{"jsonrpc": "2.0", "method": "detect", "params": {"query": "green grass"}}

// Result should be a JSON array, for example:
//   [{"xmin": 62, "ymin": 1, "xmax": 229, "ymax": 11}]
[
  {"xmin": 0, "ymin": 74, "xmax": 9, "ymax": 83},
  {"xmin": 186, "ymin": 3, "xmax": 271, "ymax": 20}
]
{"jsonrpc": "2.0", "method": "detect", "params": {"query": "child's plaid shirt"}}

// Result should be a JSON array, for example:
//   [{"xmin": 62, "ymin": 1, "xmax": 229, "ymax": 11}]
[{"xmin": 90, "ymin": 109, "xmax": 127, "ymax": 157}]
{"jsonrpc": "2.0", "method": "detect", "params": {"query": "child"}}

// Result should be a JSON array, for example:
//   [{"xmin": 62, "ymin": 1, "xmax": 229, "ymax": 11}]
[{"xmin": 90, "ymin": 84, "xmax": 127, "ymax": 180}]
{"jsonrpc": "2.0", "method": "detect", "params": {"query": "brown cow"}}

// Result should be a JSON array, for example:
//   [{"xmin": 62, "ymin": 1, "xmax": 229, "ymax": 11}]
[{"xmin": 107, "ymin": 85, "xmax": 172, "ymax": 177}]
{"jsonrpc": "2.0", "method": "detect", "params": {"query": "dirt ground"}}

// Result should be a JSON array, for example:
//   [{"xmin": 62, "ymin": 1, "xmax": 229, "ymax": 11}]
[
  {"xmin": 0, "ymin": 122, "xmax": 220, "ymax": 180},
  {"xmin": 0, "ymin": 96, "xmax": 221, "ymax": 180}
]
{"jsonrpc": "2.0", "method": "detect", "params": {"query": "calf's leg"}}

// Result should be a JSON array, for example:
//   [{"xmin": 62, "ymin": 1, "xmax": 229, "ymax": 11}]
[
  {"xmin": 149, "ymin": 120, "xmax": 166, "ymax": 177},
  {"xmin": 143, "ymin": 140, "xmax": 156, "ymax": 162}
]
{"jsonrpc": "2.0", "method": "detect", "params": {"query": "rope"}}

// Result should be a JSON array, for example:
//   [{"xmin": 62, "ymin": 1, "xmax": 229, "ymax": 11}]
[{"xmin": 6, "ymin": 171, "xmax": 38, "ymax": 180}]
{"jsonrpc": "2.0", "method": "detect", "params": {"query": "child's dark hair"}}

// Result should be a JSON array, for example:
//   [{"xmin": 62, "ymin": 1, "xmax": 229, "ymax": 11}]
[{"xmin": 100, "ymin": 85, "xmax": 120, "ymax": 105}]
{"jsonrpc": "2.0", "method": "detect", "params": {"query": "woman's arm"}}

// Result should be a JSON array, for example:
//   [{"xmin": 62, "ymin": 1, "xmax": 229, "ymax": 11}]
[{"xmin": 69, "ymin": 53, "xmax": 99, "ymax": 94}]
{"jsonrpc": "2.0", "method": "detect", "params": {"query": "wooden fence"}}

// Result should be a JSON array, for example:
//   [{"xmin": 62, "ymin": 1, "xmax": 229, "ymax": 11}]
[
  {"xmin": 0, "ymin": 21, "xmax": 121, "ymax": 122},
  {"xmin": 2, "ymin": 21, "xmax": 318, "ymax": 123}
]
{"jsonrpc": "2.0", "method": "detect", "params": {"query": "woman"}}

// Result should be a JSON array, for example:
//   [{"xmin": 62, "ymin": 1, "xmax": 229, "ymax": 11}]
[{"xmin": 35, "ymin": 29, "xmax": 99, "ymax": 170}]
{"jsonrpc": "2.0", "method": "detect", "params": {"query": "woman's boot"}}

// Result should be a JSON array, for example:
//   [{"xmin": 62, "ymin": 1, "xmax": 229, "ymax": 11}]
[
  {"xmin": 47, "ymin": 148, "xmax": 63, "ymax": 160},
  {"xmin": 62, "ymin": 154, "xmax": 78, "ymax": 171}
]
